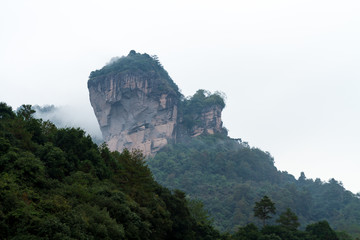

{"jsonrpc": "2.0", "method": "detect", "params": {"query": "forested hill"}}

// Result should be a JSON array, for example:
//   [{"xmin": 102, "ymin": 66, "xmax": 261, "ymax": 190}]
[
  {"xmin": 148, "ymin": 134, "xmax": 360, "ymax": 237},
  {"xmin": 0, "ymin": 103, "xmax": 221, "ymax": 240},
  {"xmin": 0, "ymin": 102, "xmax": 357, "ymax": 240}
]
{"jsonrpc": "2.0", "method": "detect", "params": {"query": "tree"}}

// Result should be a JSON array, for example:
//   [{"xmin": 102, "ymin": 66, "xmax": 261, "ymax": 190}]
[
  {"xmin": 254, "ymin": 196, "xmax": 276, "ymax": 227},
  {"xmin": 233, "ymin": 223, "xmax": 261, "ymax": 240},
  {"xmin": 16, "ymin": 104, "xmax": 35, "ymax": 120},
  {"xmin": 276, "ymin": 208, "xmax": 300, "ymax": 231},
  {"xmin": 0, "ymin": 102, "xmax": 15, "ymax": 119},
  {"xmin": 187, "ymin": 198, "xmax": 213, "ymax": 225},
  {"xmin": 259, "ymin": 234, "xmax": 282, "ymax": 240},
  {"xmin": 306, "ymin": 221, "xmax": 339, "ymax": 240}
]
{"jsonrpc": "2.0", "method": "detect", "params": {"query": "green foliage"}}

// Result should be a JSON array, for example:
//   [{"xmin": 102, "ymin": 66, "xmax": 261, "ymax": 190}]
[
  {"xmin": 254, "ymin": 196, "xmax": 276, "ymax": 227},
  {"xmin": 88, "ymin": 50, "xmax": 180, "ymax": 97},
  {"xmin": 183, "ymin": 89, "xmax": 225, "ymax": 110},
  {"xmin": 336, "ymin": 231, "xmax": 354, "ymax": 240},
  {"xmin": 232, "ymin": 223, "xmax": 261, "ymax": 240},
  {"xmin": 231, "ymin": 215, "xmax": 344, "ymax": 240},
  {"xmin": 276, "ymin": 208, "xmax": 300, "ymax": 231},
  {"xmin": 0, "ymin": 102, "xmax": 356, "ymax": 240},
  {"xmin": 179, "ymin": 89, "xmax": 226, "ymax": 131},
  {"xmin": 0, "ymin": 102, "xmax": 15, "ymax": 119},
  {"xmin": 148, "ymin": 134, "xmax": 360, "ymax": 237},
  {"xmin": 0, "ymin": 102, "xmax": 222, "ymax": 240},
  {"xmin": 188, "ymin": 198, "xmax": 213, "ymax": 225},
  {"xmin": 306, "ymin": 221, "xmax": 339, "ymax": 240}
]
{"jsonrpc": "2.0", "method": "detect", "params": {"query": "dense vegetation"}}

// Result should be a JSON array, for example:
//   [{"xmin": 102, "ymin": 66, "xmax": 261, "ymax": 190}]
[
  {"xmin": 88, "ymin": 50, "xmax": 180, "ymax": 97},
  {"xmin": 84, "ymin": 51, "xmax": 359, "ymax": 239},
  {"xmin": 181, "ymin": 89, "xmax": 226, "ymax": 111},
  {"xmin": 147, "ymin": 134, "xmax": 360, "ymax": 238},
  {"xmin": 231, "ymin": 195, "xmax": 350, "ymax": 240},
  {"xmin": 0, "ymin": 103, "xmax": 222, "ymax": 240},
  {"xmin": 179, "ymin": 89, "xmax": 227, "ymax": 132},
  {"xmin": 1, "ymin": 102, "xmax": 357, "ymax": 239}
]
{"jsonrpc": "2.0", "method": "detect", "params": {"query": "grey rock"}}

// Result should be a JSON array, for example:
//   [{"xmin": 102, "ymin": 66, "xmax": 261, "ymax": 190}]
[{"xmin": 88, "ymin": 51, "xmax": 225, "ymax": 155}]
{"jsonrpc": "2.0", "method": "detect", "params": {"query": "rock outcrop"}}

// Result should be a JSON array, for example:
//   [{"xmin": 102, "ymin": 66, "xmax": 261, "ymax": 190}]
[
  {"xmin": 88, "ymin": 51, "xmax": 226, "ymax": 155},
  {"xmin": 190, "ymin": 105, "xmax": 224, "ymax": 137}
]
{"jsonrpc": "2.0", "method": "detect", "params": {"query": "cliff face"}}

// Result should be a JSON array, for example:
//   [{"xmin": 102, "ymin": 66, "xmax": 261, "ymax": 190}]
[
  {"xmin": 88, "ymin": 51, "xmax": 225, "ymax": 155},
  {"xmin": 190, "ymin": 105, "xmax": 224, "ymax": 137}
]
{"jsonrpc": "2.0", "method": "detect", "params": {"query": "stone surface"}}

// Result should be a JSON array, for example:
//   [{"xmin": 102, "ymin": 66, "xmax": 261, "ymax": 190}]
[
  {"xmin": 190, "ymin": 105, "xmax": 223, "ymax": 137},
  {"xmin": 89, "ymin": 72, "xmax": 178, "ymax": 156},
  {"xmin": 88, "ymin": 51, "xmax": 226, "ymax": 156}
]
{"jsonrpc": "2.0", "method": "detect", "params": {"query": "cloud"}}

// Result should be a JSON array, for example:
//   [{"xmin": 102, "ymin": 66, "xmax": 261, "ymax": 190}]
[{"xmin": 34, "ymin": 104, "xmax": 103, "ymax": 142}]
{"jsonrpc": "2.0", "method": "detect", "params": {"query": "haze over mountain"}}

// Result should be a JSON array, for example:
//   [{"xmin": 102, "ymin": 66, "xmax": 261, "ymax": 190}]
[
  {"xmin": 1, "ymin": 102, "xmax": 353, "ymax": 239},
  {"xmin": 33, "ymin": 105, "xmax": 102, "ymax": 141},
  {"xmin": 1, "ymin": 0, "xmax": 359, "ymax": 193},
  {"xmin": 86, "ymin": 51, "xmax": 360, "ymax": 236},
  {"xmin": 87, "ymin": 51, "xmax": 226, "ymax": 155}
]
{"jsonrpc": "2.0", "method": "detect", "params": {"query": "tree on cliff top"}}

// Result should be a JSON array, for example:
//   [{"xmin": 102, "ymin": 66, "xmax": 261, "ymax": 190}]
[
  {"xmin": 180, "ymin": 89, "xmax": 226, "ymax": 131},
  {"xmin": 88, "ymin": 50, "xmax": 180, "ymax": 97}
]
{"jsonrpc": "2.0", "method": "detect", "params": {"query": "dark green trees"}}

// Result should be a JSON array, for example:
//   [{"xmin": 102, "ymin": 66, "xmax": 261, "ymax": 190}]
[
  {"xmin": 148, "ymin": 132, "xmax": 360, "ymax": 236},
  {"xmin": 254, "ymin": 196, "xmax": 276, "ymax": 227},
  {"xmin": 276, "ymin": 208, "xmax": 300, "ymax": 231},
  {"xmin": 232, "ymin": 198, "xmax": 345, "ymax": 240},
  {"xmin": 306, "ymin": 221, "xmax": 339, "ymax": 240},
  {"xmin": 0, "ymin": 102, "xmax": 223, "ymax": 240}
]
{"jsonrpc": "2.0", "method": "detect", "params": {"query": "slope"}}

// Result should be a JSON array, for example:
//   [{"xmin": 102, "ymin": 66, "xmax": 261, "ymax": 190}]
[
  {"xmin": 0, "ymin": 103, "xmax": 222, "ymax": 240},
  {"xmin": 147, "ymin": 134, "xmax": 360, "ymax": 237}
]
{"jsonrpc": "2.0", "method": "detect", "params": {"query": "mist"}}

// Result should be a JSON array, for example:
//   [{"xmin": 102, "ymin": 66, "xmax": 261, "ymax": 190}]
[
  {"xmin": 33, "ymin": 104, "xmax": 103, "ymax": 142},
  {"xmin": 1, "ymin": 0, "xmax": 360, "ymax": 193}
]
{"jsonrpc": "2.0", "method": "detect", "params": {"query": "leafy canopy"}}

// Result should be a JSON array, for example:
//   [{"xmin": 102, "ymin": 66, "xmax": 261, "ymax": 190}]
[
  {"xmin": 276, "ymin": 208, "xmax": 300, "ymax": 231},
  {"xmin": 88, "ymin": 50, "xmax": 180, "ymax": 97},
  {"xmin": 254, "ymin": 196, "xmax": 276, "ymax": 227},
  {"xmin": 0, "ymin": 102, "xmax": 222, "ymax": 240}
]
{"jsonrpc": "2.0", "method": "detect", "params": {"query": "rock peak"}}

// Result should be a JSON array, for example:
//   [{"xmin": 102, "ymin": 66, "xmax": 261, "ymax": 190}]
[{"xmin": 88, "ymin": 51, "xmax": 226, "ymax": 155}]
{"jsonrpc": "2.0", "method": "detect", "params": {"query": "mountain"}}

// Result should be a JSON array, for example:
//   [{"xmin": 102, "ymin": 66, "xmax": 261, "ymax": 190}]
[
  {"xmin": 0, "ymin": 102, "xmax": 349, "ymax": 240},
  {"xmin": 147, "ymin": 134, "xmax": 360, "ymax": 237},
  {"xmin": 0, "ymin": 103, "xmax": 223, "ymax": 240},
  {"xmin": 88, "ymin": 51, "xmax": 360, "ymax": 238},
  {"xmin": 88, "ymin": 50, "xmax": 226, "ymax": 155}
]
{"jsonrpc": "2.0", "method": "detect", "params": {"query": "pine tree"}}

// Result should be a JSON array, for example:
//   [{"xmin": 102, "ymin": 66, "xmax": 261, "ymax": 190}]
[{"xmin": 253, "ymin": 195, "xmax": 276, "ymax": 227}]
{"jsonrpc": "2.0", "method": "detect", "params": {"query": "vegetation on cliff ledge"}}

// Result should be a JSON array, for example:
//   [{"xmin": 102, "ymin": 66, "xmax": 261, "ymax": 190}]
[
  {"xmin": 88, "ymin": 50, "xmax": 180, "ymax": 97},
  {"xmin": 182, "ymin": 89, "xmax": 225, "ymax": 111},
  {"xmin": 179, "ymin": 89, "xmax": 226, "ymax": 131}
]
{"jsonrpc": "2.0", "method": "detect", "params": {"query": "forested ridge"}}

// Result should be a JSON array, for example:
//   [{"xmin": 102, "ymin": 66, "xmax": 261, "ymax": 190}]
[
  {"xmin": 148, "ymin": 134, "xmax": 360, "ymax": 238},
  {"xmin": 0, "ymin": 102, "xmax": 358, "ymax": 240},
  {"xmin": 0, "ymin": 103, "xmax": 220, "ymax": 240}
]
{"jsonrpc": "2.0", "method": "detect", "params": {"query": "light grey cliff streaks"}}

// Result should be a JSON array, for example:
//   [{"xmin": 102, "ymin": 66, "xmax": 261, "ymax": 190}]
[{"xmin": 88, "ymin": 51, "xmax": 225, "ymax": 156}]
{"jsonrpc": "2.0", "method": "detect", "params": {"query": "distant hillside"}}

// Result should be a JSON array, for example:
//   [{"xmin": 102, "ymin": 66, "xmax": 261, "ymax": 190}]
[
  {"xmin": 86, "ymin": 51, "xmax": 360, "ymax": 238},
  {"xmin": 148, "ymin": 134, "xmax": 360, "ymax": 237},
  {"xmin": 1, "ymin": 102, "xmax": 354, "ymax": 240}
]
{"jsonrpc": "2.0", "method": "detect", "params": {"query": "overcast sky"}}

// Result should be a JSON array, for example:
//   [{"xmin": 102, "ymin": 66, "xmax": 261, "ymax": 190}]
[{"xmin": 1, "ymin": 0, "xmax": 360, "ymax": 193}]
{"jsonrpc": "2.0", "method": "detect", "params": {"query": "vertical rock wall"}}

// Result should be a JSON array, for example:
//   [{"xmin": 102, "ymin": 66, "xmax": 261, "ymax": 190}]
[
  {"xmin": 88, "ymin": 72, "xmax": 178, "ymax": 156},
  {"xmin": 88, "ymin": 51, "xmax": 226, "ymax": 156},
  {"xmin": 190, "ymin": 105, "xmax": 224, "ymax": 137}
]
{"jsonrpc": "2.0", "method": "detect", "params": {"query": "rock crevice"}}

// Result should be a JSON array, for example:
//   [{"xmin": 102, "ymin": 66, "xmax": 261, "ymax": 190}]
[{"xmin": 88, "ymin": 51, "xmax": 225, "ymax": 155}]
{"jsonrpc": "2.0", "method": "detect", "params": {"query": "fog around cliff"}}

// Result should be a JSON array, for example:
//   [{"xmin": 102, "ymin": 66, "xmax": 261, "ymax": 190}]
[
  {"xmin": 1, "ymin": 0, "xmax": 360, "ymax": 193},
  {"xmin": 33, "ymin": 104, "xmax": 103, "ymax": 142}
]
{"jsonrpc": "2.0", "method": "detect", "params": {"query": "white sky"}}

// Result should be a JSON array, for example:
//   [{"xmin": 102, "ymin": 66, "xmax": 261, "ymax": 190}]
[{"xmin": 1, "ymin": 0, "xmax": 360, "ymax": 193}]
